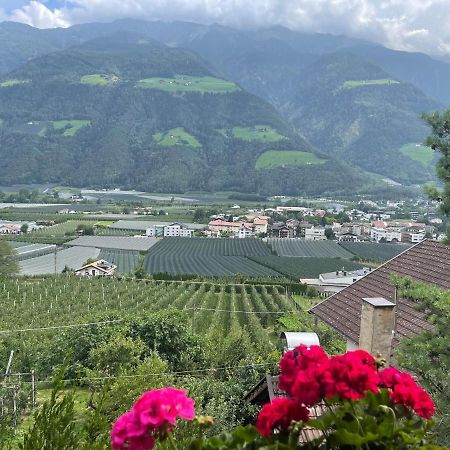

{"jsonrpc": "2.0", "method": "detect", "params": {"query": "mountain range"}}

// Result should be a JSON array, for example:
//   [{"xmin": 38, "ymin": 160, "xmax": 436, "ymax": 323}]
[{"xmin": 0, "ymin": 19, "xmax": 449, "ymax": 196}]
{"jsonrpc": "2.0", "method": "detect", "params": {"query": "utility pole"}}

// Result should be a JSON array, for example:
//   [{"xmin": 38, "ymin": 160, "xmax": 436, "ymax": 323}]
[{"xmin": 31, "ymin": 370, "xmax": 36, "ymax": 409}]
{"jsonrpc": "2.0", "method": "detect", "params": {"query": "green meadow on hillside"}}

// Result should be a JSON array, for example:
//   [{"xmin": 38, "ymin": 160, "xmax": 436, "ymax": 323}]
[
  {"xmin": 136, "ymin": 75, "xmax": 239, "ymax": 93},
  {"xmin": 39, "ymin": 120, "xmax": 91, "ymax": 136},
  {"xmin": 153, "ymin": 127, "xmax": 201, "ymax": 147},
  {"xmin": 80, "ymin": 74, "xmax": 118, "ymax": 85},
  {"xmin": 399, "ymin": 143, "xmax": 434, "ymax": 165},
  {"xmin": 256, "ymin": 150, "xmax": 326, "ymax": 169},
  {"xmin": 341, "ymin": 79, "xmax": 400, "ymax": 89},
  {"xmin": 218, "ymin": 125, "xmax": 287, "ymax": 142},
  {"xmin": 0, "ymin": 79, "xmax": 30, "ymax": 87}
]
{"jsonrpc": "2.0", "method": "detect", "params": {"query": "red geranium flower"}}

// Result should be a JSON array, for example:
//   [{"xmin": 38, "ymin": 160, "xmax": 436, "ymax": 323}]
[
  {"xmin": 279, "ymin": 345, "xmax": 328, "ymax": 396},
  {"xmin": 322, "ymin": 350, "xmax": 379, "ymax": 401},
  {"xmin": 378, "ymin": 367, "xmax": 436, "ymax": 419},
  {"xmin": 256, "ymin": 398, "xmax": 309, "ymax": 437}
]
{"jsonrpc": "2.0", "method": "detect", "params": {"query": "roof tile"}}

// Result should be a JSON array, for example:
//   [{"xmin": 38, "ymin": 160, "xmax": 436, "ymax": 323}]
[{"xmin": 310, "ymin": 240, "xmax": 449, "ymax": 345}]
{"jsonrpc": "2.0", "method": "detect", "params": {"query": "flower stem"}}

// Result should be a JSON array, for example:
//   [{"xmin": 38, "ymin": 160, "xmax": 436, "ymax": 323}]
[{"xmin": 167, "ymin": 431, "xmax": 179, "ymax": 450}]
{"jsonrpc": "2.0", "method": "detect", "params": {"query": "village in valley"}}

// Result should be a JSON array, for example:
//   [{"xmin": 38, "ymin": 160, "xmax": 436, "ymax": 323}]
[{"xmin": 0, "ymin": 190, "xmax": 445, "ymax": 286}]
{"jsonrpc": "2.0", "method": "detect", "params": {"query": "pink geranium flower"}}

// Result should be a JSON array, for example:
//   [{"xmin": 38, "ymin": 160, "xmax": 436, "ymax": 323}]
[
  {"xmin": 111, "ymin": 388, "xmax": 195, "ymax": 450},
  {"xmin": 133, "ymin": 387, "xmax": 195, "ymax": 427},
  {"xmin": 111, "ymin": 410, "xmax": 154, "ymax": 450}
]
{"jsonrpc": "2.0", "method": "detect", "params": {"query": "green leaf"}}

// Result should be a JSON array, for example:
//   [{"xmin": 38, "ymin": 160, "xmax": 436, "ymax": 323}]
[
  {"xmin": 233, "ymin": 426, "xmax": 259, "ymax": 442},
  {"xmin": 330, "ymin": 429, "xmax": 378, "ymax": 446}
]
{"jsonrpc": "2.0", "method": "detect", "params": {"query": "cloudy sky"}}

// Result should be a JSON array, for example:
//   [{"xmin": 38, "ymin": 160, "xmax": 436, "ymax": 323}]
[{"xmin": 1, "ymin": 0, "xmax": 449, "ymax": 56}]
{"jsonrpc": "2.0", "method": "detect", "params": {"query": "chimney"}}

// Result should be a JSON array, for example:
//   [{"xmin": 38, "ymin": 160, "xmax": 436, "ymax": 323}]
[{"xmin": 359, "ymin": 297, "xmax": 395, "ymax": 363}]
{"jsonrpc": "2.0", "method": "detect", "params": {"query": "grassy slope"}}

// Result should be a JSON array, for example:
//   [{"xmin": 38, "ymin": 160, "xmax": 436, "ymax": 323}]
[
  {"xmin": 399, "ymin": 143, "xmax": 434, "ymax": 165},
  {"xmin": 153, "ymin": 127, "xmax": 201, "ymax": 147},
  {"xmin": 219, "ymin": 125, "xmax": 286, "ymax": 142},
  {"xmin": 39, "ymin": 120, "xmax": 91, "ymax": 137},
  {"xmin": 80, "ymin": 73, "xmax": 118, "ymax": 85},
  {"xmin": 0, "ymin": 78, "xmax": 30, "ymax": 87},
  {"xmin": 342, "ymin": 79, "xmax": 400, "ymax": 88},
  {"xmin": 256, "ymin": 150, "xmax": 326, "ymax": 169},
  {"xmin": 136, "ymin": 75, "xmax": 239, "ymax": 93}
]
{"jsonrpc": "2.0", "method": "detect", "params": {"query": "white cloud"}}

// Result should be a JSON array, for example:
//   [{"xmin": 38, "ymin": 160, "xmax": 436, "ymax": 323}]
[
  {"xmin": 8, "ymin": 1, "xmax": 70, "ymax": 28},
  {"xmin": 2, "ymin": 0, "xmax": 450, "ymax": 55}
]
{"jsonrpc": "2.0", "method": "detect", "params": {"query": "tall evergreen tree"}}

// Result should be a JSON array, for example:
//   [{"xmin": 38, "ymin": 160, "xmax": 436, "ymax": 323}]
[{"xmin": 423, "ymin": 110, "xmax": 450, "ymax": 217}]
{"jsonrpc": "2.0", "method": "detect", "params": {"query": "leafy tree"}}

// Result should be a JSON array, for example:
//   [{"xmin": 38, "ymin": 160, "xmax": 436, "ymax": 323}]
[
  {"xmin": 394, "ymin": 277, "xmax": 450, "ymax": 444},
  {"xmin": 20, "ymin": 223, "xmax": 29, "ymax": 234},
  {"xmin": 423, "ymin": 110, "xmax": 450, "ymax": 217},
  {"xmin": 133, "ymin": 255, "xmax": 146, "ymax": 279},
  {"xmin": 193, "ymin": 208, "xmax": 206, "ymax": 222},
  {"xmin": 76, "ymin": 224, "xmax": 94, "ymax": 235},
  {"xmin": 37, "ymin": 319, "xmax": 122, "ymax": 378},
  {"xmin": 89, "ymin": 335, "xmax": 145, "ymax": 377},
  {"xmin": 0, "ymin": 241, "xmax": 19, "ymax": 278},
  {"xmin": 129, "ymin": 309, "xmax": 205, "ymax": 370},
  {"xmin": 324, "ymin": 228, "xmax": 335, "ymax": 240}
]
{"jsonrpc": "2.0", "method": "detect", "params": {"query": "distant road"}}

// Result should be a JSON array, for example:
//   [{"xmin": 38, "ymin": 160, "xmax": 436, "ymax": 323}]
[
  {"xmin": 81, "ymin": 189, "xmax": 199, "ymax": 203},
  {"xmin": 0, "ymin": 203, "xmax": 69, "ymax": 209}
]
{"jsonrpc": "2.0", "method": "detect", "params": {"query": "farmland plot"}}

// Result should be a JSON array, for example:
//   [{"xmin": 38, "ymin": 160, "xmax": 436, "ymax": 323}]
[
  {"xmin": 268, "ymin": 239, "xmax": 354, "ymax": 258},
  {"xmin": 0, "ymin": 278, "xmax": 293, "ymax": 347},
  {"xmin": 66, "ymin": 236, "xmax": 158, "ymax": 251},
  {"xmin": 13, "ymin": 243, "xmax": 57, "ymax": 261},
  {"xmin": 339, "ymin": 242, "xmax": 412, "ymax": 262},
  {"xmin": 144, "ymin": 255, "xmax": 281, "ymax": 277},
  {"xmin": 148, "ymin": 238, "xmax": 271, "ymax": 257},
  {"xmin": 250, "ymin": 256, "xmax": 365, "ymax": 279},
  {"xmin": 98, "ymin": 249, "xmax": 140, "ymax": 273},
  {"xmin": 19, "ymin": 246, "xmax": 100, "ymax": 275}
]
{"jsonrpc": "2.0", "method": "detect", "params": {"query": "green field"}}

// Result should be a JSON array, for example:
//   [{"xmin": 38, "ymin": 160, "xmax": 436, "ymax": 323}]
[
  {"xmin": 339, "ymin": 242, "xmax": 412, "ymax": 263},
  {"xmin": 80, "ymin": 74, "xmax": 118, "ymax": 85},
  {"xmin": 0, "ymin": 220, "xmax": 94, "ymax": 245},
  {"xmin": 0, "ymin": 79, "xmax": 30, "ymax": 88},
  {"xmin": 255, "ymin": 150, "xmax": 326, "ymax": 169},
  {"xmin": 219, "ymin": 125, "xmax": 286, "ymax": 142},
  {"xmin": 268, "ymin": 239, "xmax": 354, "ymax": 259},
  {"xmin": 136, "ymin": 75, "xmax": 239, "ymax": 93},
  {"xmin": 144, "ymin": 255, "xmax": 281, "ymax": 277},
  {"xmin": 148, "ymin": 237, "xmax": 271, "ymax": 257},
  {"xmin": 98, "ymin": 249, "xmax": 140, "ymax": 273},
  {"xmin": 39, "ymin": 119, "xmax": 91, "ymax": 136},
  {"xmin": 399, "ymin": 143, "xmax": 434, "ymax": 165},
  {"xmin": 153, "ymin": 127, "xmax": 201, "ymax": 147},
  {"xmin": 0, "ymin": 276, "xmax": 292, "ymax": 343},
  {"xmin": 250, "ymin": 256, "xmax": 364, "ymax": 279},
  {"xmin": 342, "ymin": 79, "xmax": 400, "ymax": 89}
]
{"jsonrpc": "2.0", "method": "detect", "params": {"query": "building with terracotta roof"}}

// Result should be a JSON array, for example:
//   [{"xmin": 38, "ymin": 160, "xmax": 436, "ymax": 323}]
[
  {"xmin": 208, "ymin": 217, "xmax": 268, "ymax": 236},
  {"xmin": 310, "ymin": 240, "xmax": 450, "ymax": 351},
  {"xmin": 0, "ymin": 223, "xmax": 20, "ymax": 234}
]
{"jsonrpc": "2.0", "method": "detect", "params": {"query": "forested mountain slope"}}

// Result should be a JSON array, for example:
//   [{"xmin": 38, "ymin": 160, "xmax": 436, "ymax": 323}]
[
  {"xmin": 284, "ymin": 53, "xmax": 442, "ymax": 184},
  {"xmin": 0, "ymin": 34, "xmax": 367, "ymax": 195},
  {"xmin": 1, "ymin": 19, "xmax": 448, "ymax": 187}
]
